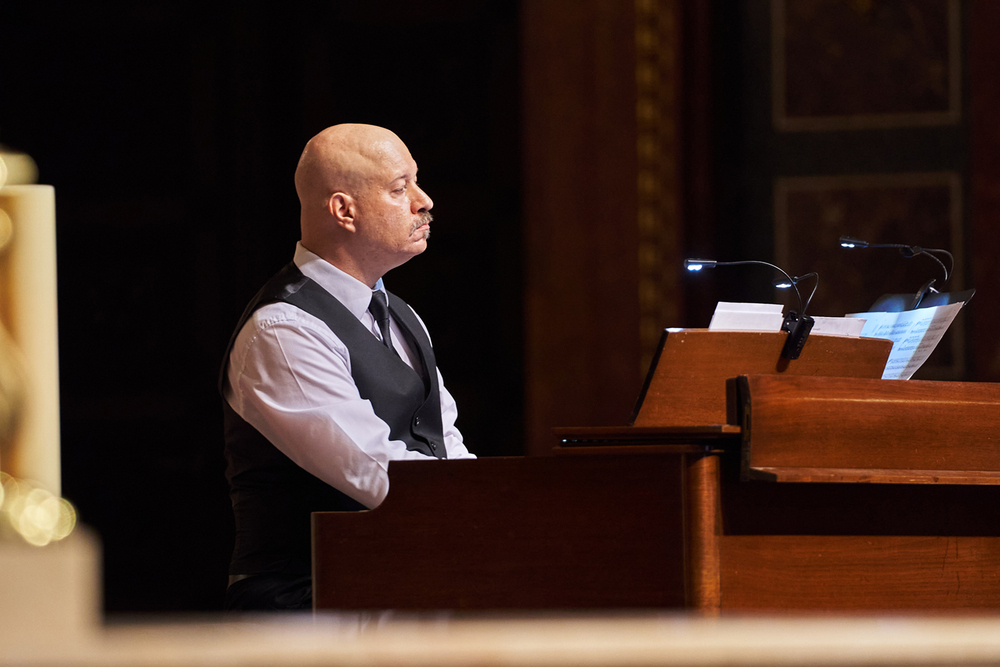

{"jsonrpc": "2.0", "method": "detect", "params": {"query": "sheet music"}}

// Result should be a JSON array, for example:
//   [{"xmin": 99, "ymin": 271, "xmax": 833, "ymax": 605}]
[{"xmin": 846, "ymin": 302, "xmax": 963, "ymax": 380}]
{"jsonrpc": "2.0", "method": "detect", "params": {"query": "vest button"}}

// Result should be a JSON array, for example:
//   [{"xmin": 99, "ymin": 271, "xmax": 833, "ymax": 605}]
[
  {"xmin": 430, "ymin": 442, "xmax": 437, "ymax": 451},
  {"xmin": 414, "ymin": 416, "xmax": 421, "ymax": 426}
]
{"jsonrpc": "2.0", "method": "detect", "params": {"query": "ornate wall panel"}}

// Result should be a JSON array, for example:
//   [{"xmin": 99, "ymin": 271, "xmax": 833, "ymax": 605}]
[{"xmin": 773, "ymin": 0, "xmax": 960, "ymax": 131}]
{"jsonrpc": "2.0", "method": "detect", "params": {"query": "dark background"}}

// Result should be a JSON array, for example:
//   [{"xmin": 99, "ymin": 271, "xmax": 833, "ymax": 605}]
[{"xmin": 1, "ymin": 0, "xmax": 522, "ymax": 612}]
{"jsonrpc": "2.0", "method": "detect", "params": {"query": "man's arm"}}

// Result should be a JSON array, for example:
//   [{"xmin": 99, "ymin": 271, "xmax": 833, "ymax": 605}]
[
  {"xmin": 225, "ymin": 302, "xmax": 448, "ymax": 508},
  {"xmin": 403, "ymin": 304, "xmax": 474, "ymax": 460},
  {"xmin": 438, "ymin": 373, "xmax": 474, "ymax": 459}
]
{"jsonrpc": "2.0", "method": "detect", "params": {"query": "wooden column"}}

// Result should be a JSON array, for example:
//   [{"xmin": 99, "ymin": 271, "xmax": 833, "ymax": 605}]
[
  {"xmin": 522, "ymin": 0, "xmax": 641, "ymax": 455},
  {"xmin": 685, "ymin": 453, "xmax": 721, "ymax": 612}
]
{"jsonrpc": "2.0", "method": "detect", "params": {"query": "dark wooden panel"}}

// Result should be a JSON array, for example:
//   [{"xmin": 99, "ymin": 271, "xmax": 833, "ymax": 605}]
[
  {"xmin": 739, "ymin": 375, "xmax": 1000, "ymax": 478},
  {"xmin": 522, "ymin": 0, "xmax": 640, "ymax": 456},
  {"xmin": 721, "ymin": 535, "xmax": 1000, "ymax": 610},
  {"xmin": 969, "ymin": 0, "xmax": 1000, "ymax": 383},
  {"xmin": 718, "ymin": 466, "xmax": 1000, "ymax": 610},
  {"xmin": 721, "ymin": 478, "xmax": 1000, "ymax": 537},
  {"xmin": 312, "ymin": 455, "xmax": 686, "ymax": 610},
  {"xmin": 748, "ymin": 467, "xmax": 1000, "ymax": 485},
  {"xmin": 631, "ymin": 330, "xmax": 891, "ymax": 427}
]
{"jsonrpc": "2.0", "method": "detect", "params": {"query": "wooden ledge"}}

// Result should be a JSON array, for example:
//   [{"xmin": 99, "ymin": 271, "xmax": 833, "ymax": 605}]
[
  {"xmin": 555, "ymin": 425, "xmax": 741, "ymax": 441},
  {"xmin": 748, "ymin": 467, "xmax": 1000, "ymax": 485},
  {"xmin": 552, "ymin": 426, "xmax": 739, "ymax": 456},
  {"xmin": 554, "ymin": 444, "xmax": 725, "ymax": 456}
]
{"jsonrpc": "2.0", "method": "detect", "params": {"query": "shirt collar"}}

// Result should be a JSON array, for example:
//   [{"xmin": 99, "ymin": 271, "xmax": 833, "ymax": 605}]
[{"xmin": 293, "ymin": 242, "xmax": 385, "ymax": 321}]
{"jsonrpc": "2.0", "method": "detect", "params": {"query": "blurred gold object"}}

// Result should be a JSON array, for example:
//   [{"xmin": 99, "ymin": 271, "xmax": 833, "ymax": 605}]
[
  {"xmin": 0, "ymin": 153, "xmax": 74, "ymax": 545},
  {"xmin": 0, "ymin": 176, "xmax": 62, "ymax": 494},
  {"xmin": 0, "ymin": 320, "xmax": 25, "ymax": 470},
  {"xmin": 0, "ymin": 207, "xmax": 13, "ymax": 248},
  {"xmin": 0, "ymin": 146, "xmax": 38, "ymax": 186},
  {"xmin": 0, "ymin": 156, "xmax": 25, "ymax": 478}
]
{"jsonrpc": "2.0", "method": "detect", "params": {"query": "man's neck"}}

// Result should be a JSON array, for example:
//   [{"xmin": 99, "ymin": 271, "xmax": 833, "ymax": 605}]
[{"xmin": 300, "ymin": 241, "xmax": 382, "ymax": 289}]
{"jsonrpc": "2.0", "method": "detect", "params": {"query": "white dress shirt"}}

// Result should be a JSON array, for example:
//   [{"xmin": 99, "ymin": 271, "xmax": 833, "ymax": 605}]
[{"xmin": 224, "ymin": 243, "xmax": 473, "ymax": 509}]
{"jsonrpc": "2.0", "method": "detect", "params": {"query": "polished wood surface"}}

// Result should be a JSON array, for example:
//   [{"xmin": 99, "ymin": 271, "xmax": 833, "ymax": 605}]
[
  {"xmin": 630, "ymin": 330, "xmax": 892, "ymax": 427},
  {"xmin": 717, "ymin": 467, "xmax": 1000, "ymax": 610},
  {"xmin": 312, "ymin": 442, "xmax": 1000, "ymax": 612},
  {"xmin": 522, "ymin": 0, "xmax": 641, "ymax": 456},
  {"xmin": 312, "ymin": 456, "xmax": 687, "ymax": 610},
  {"xmin": 721, "ymin": 535, "xmax": 1000, "ymax": 610},
  {"xmin": 556, "ymin": 367, "xmax": 1000, "ymax": 611},
  {"xmin": 312, "ymin": 333, "xmax": 1000, "ymax": 612},
  {"xmin": 745, "ymin": 467, "xmax": 1000, "ymax": 484},
  {"xmin": 686, "ymin": 454, "xmax": 721, "ymax": 612},
  {"xmin": 737, "ymin": 374, "xmax": 1000, "ymax": 482}
]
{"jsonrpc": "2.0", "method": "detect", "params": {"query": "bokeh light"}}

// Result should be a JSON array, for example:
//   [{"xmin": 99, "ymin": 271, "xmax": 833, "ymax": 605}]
[{"xmin": 0, "ymin": 472, "xmax": 75, "ymax": 546}]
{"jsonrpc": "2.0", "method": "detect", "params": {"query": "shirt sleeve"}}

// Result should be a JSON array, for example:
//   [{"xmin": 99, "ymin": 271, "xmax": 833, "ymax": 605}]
[
  {"xmin": 225, "ymin": 304, "xmax": 449, "ymax": 509},
  {"xmin": 438, "ymin": 369, "xmax": 474, "ymax": 459}
]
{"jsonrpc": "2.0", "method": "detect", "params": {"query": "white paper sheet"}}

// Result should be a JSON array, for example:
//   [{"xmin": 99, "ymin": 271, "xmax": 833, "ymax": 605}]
[
  {"xmin": 708, "ymin": 302, "xmax": 784, "ymax": 332},
  {"xmin": 809, "ymin": 316, "xmax": 867, "ymax": 337},
  {"xmin": 846, "ymin": 302, "xmax": 964, "ymax": 380}
]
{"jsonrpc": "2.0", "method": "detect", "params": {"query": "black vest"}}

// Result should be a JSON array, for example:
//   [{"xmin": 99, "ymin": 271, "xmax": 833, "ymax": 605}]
[{"xmin": 221, "ymin": 263, "xmax": 446, "ymax": 575}]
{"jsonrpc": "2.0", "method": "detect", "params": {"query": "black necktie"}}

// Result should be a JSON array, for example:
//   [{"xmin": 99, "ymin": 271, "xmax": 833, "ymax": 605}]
[{"xmin": 369, "ymin": 291, "xmax": 394, "ymax": 351}]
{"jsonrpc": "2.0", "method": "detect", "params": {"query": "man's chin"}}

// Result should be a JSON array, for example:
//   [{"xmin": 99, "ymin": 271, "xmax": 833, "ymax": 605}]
[{"xmin": 408, "ymin": 235, "xmax": 429, "ymax": 253}]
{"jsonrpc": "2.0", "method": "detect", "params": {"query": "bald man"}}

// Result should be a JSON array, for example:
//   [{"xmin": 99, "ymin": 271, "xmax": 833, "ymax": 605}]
[{"xmin": 221, "ymin": 125, "xmax": 474, "ymax": 611}]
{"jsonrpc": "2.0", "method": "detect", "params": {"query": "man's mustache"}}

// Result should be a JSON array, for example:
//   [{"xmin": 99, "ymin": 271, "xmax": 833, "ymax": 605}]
[{"xmin": 411, "ymin": 211, "xmax": 433, "ymax": 234}]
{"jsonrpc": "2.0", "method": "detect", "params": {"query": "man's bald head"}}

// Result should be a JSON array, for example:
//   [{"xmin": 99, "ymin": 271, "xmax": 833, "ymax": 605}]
[
  {"xmin": 293, "ymin": 124, "xmax": 434, "ymax": 287},
  {"xmin": 294, "ymin": 124, "xmax": 406, "ymax": 211}
]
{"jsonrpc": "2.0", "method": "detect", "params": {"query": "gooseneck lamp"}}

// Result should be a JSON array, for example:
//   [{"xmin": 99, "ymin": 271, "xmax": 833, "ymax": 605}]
[
  {"xmin": 839, "ymin": 235, "xmax": 953, "ymax": 284},
  {"xmin": 684, "ymin": 258, "xmax": 815, "ymax": 360},
  {"xmin": 839, "ymin": 236, "xmax": 954, "ymax": 310}
]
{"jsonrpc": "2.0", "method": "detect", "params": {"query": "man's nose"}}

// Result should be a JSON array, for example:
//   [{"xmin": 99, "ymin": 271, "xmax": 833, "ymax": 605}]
[{"xmin": 411, "ymin": 184, "xmax": 433, "ymax": 213}]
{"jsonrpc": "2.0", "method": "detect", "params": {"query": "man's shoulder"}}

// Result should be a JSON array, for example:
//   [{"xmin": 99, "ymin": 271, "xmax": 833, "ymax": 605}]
[
  {"xmin": 234, "ymin": 301, "xmax": 345, "ymax": 355},
  {"xmin": 246, "ymin": 300, "xmax": 312, "ymax": 329}
]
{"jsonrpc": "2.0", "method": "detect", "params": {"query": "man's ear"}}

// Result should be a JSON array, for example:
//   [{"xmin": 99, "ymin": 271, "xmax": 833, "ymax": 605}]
[{"xmin": 327, "ymin": 192, "xmax": 357, "ymax": 232}]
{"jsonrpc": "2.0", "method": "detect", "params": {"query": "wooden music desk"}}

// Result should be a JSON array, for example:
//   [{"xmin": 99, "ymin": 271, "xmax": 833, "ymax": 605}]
[{"xmin": 313, "ymin": 331, "xmax": 1000, "ymax": 611}]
